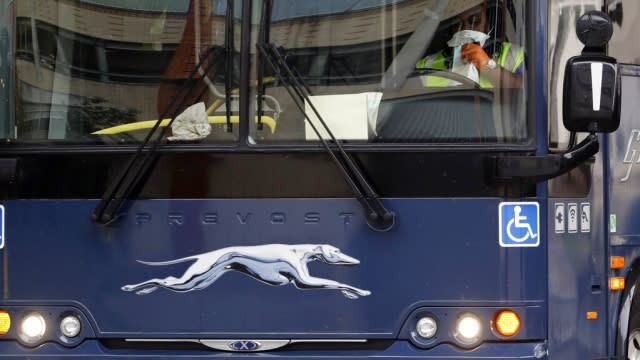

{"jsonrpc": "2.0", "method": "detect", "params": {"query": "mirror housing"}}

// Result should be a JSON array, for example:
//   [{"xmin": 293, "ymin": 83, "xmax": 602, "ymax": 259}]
[
  {"xmin": 563, "ymin": 54, "xmax": 620, "ymax": 133},
  {"xmin": 562, "ymin": 10, "xmax": 620, "ymax": 133}
]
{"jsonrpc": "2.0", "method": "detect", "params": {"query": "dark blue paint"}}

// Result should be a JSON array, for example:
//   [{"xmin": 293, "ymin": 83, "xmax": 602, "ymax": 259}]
[
  {"xmin": 0, "ymin": 340, "xmax": 546, "ymax": 359},
  {"xmin": 605, "ymin": 65, "xmax": 640, "ymax": 358},
  {"xmin": 547, "ymin": 190, "xmax": 609, "ymax": 359},
  {"xmin": 1, "ymin": 198, "xmax": 545, "ymax": 338}
]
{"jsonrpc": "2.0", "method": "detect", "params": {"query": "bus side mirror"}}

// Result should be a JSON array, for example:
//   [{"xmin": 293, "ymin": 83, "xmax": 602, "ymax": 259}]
[
  {"xmin": 563, "ymin": 55, "xmax": 620, "ymax": 133},
  {"xmin": 563, "ymin": 10, "xmax": 621, "ymax": 133}
]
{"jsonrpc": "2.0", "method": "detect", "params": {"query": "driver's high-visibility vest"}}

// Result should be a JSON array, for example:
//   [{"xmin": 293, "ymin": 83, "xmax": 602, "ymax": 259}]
[{"xmin": 416, "ymin": 42, "xmax": 524, "ymax": 88}]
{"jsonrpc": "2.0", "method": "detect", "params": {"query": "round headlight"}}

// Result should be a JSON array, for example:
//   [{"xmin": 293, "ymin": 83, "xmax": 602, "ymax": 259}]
[
  {"xmin": 455, "ymin": 313, "xmax": 482, "ymax": 345},
  {"xmin": 20, "ymin": 312, "xmax": 46, "ymax": 343},
  {"xmin": 416, "ymin": 316, "xmax": 438, "ymax": 339},
  {"xmin": 60, "ymin": 315, "xmax": 81, "ymax": 338}
]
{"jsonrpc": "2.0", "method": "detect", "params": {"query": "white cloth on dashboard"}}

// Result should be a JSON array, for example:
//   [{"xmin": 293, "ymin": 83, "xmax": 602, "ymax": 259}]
[{"xmin": 168, "ymin": 102, "xmax": 211, "ymax": 141}]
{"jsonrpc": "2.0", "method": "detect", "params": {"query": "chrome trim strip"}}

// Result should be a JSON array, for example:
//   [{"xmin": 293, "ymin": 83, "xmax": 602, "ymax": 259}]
[
  {"xmin": 125, "ymin": 338, "xmax": 368, "ymax": 352},
  {"xmin": 289, "ymin": 339, "xmax": 368, "ymax": 343},
  {"xmin": 125, "ymin": 339, "xmax": 200, "ymax": 343}
]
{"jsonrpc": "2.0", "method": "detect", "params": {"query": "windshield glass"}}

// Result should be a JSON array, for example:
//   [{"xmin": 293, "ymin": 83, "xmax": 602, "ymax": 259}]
[
  {"xmin": 5, "ymin": 0, "xmax": 239, "ymax": 144},
  {"xmin": 250, "ymin": 0, "xmax": 528, "ymax": 144},
  {"xmin": 0, "ymin": 0, "xmax": 527, "ymax": 145}
]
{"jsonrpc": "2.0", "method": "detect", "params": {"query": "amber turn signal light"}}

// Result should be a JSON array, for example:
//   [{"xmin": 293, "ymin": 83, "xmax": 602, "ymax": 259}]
[
  {"xmin": 609, "ymin": 277, "xmax": 625, "ymax": 291},
  {"xmin": 611, "ymin": 256, "xmax": 625, "ymax": 269},
  {"xmin": 494, "ymin": 310, "xmax": 521, "ymax": 337},
  {"xmin": 0, "ymin": 310, "xmax": 10, "ymax": 335}
]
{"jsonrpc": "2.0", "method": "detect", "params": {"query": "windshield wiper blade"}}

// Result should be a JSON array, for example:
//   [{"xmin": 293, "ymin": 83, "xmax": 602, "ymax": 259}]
[
  {"xmin": 257, "ymin": 43, "xmax": 394, "ymax": 231},
  {"xmin": 256, "ymin": 0, "xmax": 272, "ymax": 130},
  {"xmin": 91, "ymin": 45, "xmax": 226, "ymax": 224},
  {"xmin": 224, "ymin": 0, "xmax": 234, "ymax": 132}
]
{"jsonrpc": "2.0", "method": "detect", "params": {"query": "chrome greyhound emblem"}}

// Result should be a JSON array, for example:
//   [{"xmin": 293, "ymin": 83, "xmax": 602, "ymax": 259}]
[{"xmin": 122, "ymin": 244, "xmax": 371, "ymax": 299}]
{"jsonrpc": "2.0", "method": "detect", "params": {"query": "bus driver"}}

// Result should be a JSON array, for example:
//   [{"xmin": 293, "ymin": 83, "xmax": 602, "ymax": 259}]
[{"xmin": 416, "ymin": 0, "xmax": 524, "ymax": 88}]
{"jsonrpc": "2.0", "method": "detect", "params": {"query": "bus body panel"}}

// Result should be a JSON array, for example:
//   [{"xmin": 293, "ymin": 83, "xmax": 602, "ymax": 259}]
[
  {"xmin": 605, "ymin": 64, "xmax": 640, "ymax": 358},
  {"xmin": 547, "ymin": 172, "xmax": 608, "ymax": 359},
  {"xmin": 0, "ymin": 198, "xmax": 545, "ymax": 338},
  {"xmin": 0, "ymin": 340, "xmax": 547, "ymax": 359}
]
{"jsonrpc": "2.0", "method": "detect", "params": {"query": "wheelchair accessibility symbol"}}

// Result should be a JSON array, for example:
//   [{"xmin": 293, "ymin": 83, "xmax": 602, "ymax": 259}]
[{"xmin": 499, "ymin": 202, "xmax": 540, "ymax": 247}]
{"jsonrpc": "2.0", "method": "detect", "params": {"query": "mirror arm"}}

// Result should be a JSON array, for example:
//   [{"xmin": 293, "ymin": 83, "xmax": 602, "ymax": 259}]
[{"xmin": 488, "ymin": 133, "xmax": 599, "ymax": 183}]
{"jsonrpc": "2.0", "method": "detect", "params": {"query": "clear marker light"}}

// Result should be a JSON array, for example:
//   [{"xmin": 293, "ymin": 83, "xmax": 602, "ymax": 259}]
[
  {"xmin": 455, "ymin": 313, "xmax": 482, "ymax": 344},
  {"xmin": 20, "ymin": 312, "xmax": 46, "ymax": 342},
  {"xmin": 416, "ymin": 316, "xmax": 438, "ymax": 339},
  {"xmin": 60, "ymin": 315, "xmax": 81, "ymax": 338}
]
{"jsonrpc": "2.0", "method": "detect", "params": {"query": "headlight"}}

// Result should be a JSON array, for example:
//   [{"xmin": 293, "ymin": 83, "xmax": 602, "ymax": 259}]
[
  {"xmin": 20, "ymin": 312, "xmax": 46, "ymax": 344},
  {"xmin": 454, "ymin": 313, "xmax": 482, "ymax": 345}
]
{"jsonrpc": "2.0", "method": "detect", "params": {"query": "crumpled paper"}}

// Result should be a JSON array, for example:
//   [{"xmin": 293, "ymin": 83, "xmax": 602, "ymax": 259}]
[
  {"xmin": 447, "ymin": 30, "xmax": 490, "ymax": 84},
  {"xmin": 168, "ymin": 102, "xmax": 211, "ymax": 141}
]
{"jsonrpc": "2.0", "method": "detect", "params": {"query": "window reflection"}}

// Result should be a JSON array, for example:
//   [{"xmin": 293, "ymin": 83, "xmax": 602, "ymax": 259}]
[
  {"xmin": 13, "ymin": 0, "xmax": 237, "ymax": 142},
  {"xmin": 3, "ymin": 0, "xmax": 528, "ymax": 145},
  {"xmin": 250, "ymin": 0, "xmax": 528, "ymax": 144},
  {"xmin": 547, "ymin": 0, "xmax": 599, "ymax": 149}
]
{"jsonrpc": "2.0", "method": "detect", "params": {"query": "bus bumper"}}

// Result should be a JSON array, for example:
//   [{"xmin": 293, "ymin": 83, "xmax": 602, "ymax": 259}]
[{"xmin": 0, "ymin": 340, "xmax": 547, "ymax": 359}]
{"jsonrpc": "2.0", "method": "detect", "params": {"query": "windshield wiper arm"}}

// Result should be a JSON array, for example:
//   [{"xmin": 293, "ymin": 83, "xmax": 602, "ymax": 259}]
[
  {"xmin": 257, "ymin": 43, "xmax": 394, "ymax": 231},
  {"xmin": 91, "ymin": 45, "xmax": 226, "ymax": 224}
]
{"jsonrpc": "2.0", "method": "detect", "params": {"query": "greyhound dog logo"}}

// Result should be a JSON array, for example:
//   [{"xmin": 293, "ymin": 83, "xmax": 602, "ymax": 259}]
[{"xmin": 122, "ymin": 244, "xmax": 371, "ymax": 299}]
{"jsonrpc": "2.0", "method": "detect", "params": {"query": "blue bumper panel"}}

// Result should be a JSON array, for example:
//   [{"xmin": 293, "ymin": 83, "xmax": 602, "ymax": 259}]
[{"xmin": 0, "ymin": 340, "xmax": 547, "ymax": 359}]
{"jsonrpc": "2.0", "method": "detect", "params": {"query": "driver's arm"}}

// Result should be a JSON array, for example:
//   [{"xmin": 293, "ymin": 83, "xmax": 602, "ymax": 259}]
[{"xmin": 461, "ymin": 43, "xmax": 523, "ymax": 88}]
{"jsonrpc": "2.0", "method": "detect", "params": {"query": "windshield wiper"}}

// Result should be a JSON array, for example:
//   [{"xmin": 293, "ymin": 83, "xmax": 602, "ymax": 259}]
[
  {"xmin": 224, "ymin": 0, "xmax": 234, "ymax": 131},
  {"xmin": 256, "ymin": 0, "xmax": 271, "ymax": 130},
  {"xmin": 91, "ymin": 45, "xmax": 226, "ymax": 224},
  {"xmin": 257, "ymin": 43, "xmax": 394, "ymax": 231},
  {"xmin": 256, "ymin": 1, "xmax": 392, "ymax": 231}
]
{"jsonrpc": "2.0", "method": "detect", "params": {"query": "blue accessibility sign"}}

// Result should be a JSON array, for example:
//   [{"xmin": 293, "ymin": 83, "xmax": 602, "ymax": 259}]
[{"xmin": 499, "ymin": 202, "xmax": 539, "ymax": 247}]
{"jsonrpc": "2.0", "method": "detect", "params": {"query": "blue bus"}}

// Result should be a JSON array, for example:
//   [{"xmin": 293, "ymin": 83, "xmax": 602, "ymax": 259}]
[{"xmin": 0, "ymin": 0, "xmax": 635, "ymax": 359}]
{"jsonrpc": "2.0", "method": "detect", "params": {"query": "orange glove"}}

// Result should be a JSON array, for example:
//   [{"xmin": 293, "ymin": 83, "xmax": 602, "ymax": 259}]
[{"xmin": 461, "ymin": 43, "xmax": 491, "ymax": 70}]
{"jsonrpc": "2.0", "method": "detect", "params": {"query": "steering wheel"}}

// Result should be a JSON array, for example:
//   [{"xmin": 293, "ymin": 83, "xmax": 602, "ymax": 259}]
[{"xmin": 411, "ymin": 67, "xmax": 481, "ymax": 89}]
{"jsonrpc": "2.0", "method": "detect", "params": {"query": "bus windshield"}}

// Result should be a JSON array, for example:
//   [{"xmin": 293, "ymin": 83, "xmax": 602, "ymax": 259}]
[{"xmin": 1, "ymin": 0, "xmax": 528, "ymax": 145}]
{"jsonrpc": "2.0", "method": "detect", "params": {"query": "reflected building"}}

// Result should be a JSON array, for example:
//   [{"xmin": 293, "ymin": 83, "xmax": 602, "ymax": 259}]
[{"xmin": 14, "ymin": 0, "xmax": 222, "ymax": 139}]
